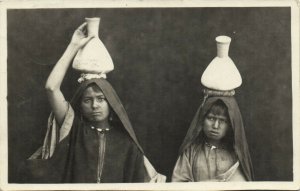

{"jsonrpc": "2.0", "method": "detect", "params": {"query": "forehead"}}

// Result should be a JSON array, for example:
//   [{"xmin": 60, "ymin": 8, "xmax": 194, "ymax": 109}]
[
  {"xmin": 82, "ymin": 85, "xmax": 104, "ymax": 97},
  {"xmin": 206, "ymin": 112, "xmax": 228, "ymax": 120},
  {"xmin": 208, "ymin": 101, "xmax": 228, "ymax": 115}
]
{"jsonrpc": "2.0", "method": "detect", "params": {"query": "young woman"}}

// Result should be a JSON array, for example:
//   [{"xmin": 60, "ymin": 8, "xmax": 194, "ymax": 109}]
[
  {"xmin": 20, "ymin": 22, "xmax": 165, "ymax": 183},
  {"xmin": 172, "ymin": 91, "xmax": 254, "ymax": 182}
]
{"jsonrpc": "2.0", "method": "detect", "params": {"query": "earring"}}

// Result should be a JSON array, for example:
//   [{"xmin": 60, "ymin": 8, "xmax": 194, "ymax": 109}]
[{"xmin": 109, "ymin": 115, "xmax": 113, "ymax": 122}]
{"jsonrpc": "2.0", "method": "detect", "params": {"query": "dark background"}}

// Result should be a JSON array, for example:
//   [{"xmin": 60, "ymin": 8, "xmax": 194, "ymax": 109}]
[{"xmin": 7, "ymin": 7, "xmax": 292, "ymax": 182}]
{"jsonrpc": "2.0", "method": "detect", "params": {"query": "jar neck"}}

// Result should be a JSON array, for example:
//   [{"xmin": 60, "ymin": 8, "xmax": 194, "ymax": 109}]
[
  {"xmin": 86, "ymin": 18, "xmax": 100, "ymax": 37},
  {"xmin": 217, "ymin": 42, "xmax": 230, "ymax": 58}
]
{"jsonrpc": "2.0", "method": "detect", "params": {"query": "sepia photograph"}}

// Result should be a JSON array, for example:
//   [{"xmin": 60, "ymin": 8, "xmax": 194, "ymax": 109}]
[{"xmin": 0, "ymin": 0, "xmax": 299, "ymax": 190}]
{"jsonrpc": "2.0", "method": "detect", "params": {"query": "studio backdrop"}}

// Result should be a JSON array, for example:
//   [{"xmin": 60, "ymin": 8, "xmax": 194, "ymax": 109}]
[{"xmin": 7, "ymin": 7, "xmax": 292, "ymax": 182}]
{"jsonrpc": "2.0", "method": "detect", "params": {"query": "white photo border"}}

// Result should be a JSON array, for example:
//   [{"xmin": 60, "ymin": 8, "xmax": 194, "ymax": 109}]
[{"xmin": 0, "ymin": 0, "xmax": 299, "ymax": 190}]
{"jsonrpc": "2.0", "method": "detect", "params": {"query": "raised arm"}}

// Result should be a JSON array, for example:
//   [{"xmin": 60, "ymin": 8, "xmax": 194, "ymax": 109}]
[{"xmin": 45, "ymin": 22, "xmax": 94, "ymax": 126}]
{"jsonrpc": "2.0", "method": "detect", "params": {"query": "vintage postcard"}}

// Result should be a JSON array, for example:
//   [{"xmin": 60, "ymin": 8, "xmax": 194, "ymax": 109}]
[{"xmin": 0, "ymin": 0, "xmax": 299, "ymax": 190}]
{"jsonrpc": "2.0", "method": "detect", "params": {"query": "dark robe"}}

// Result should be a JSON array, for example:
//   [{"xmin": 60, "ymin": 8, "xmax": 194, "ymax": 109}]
[{"xmin": 18, "ymin": 78, "xmax": 164, "ymax": 183}]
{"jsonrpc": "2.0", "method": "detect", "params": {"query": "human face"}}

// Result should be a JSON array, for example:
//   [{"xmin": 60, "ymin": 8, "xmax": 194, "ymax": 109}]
[
  {"xmin": 203, "ymin": 112, "xmax": 230, "ymax": 143},
  {"xmin": 80, "ymin": 86, "xmax": 110, "ymax": 124}
]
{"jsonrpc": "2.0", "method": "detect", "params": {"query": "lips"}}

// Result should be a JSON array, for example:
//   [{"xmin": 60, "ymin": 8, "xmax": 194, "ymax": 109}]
[
  {"xmin": 91, "ymin": 112, "xmax": 102, "ymax": 116},
  {"xmin": 209, "ymin": 131, "xmax": 219, "ymax": 136}
]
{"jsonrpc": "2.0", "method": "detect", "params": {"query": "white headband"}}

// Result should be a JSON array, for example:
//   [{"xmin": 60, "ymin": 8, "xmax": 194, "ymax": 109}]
[{"xmin": 77, "ymin": 73, "xmax": 107, "ymax": 83}]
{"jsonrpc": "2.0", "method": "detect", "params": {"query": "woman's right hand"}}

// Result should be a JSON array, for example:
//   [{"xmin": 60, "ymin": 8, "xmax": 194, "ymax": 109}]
[
  {"xmin": 45, "ymin": 22, "xmax": 94, "ymax": 126},
  {"xmin": 70, "ymin": 22, "xmax": 94, "ymax": 49}
]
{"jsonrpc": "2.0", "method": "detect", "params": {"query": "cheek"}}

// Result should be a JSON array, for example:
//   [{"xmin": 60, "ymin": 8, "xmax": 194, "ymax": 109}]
[
  {"xmin": 102, "ymin": 102, "xmax": 110, "ymax": 115},
  {"xmin": 203, "ymin": 119, "xmax": 211, "ymax": 129},
  {"xmin": 220, "ymin": 125, "xmax": 230, "ymax": 135},
  {"xmin": 202, "ymin": 120, "xmax": 210, "ymax": 134},
  {"xmin": 80, "ymin": 102, "xmax": 91, "ymax": 114}
]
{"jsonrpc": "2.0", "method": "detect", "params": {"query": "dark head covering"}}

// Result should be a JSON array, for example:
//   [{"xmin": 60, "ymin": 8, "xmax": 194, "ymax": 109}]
[
  {"xmin": 70, "ymin": 78, "xmax": 144, "ymax": 153},
  {"xmin": 179, "ymin": 95, "xmax": 254, "ymax": 181}
]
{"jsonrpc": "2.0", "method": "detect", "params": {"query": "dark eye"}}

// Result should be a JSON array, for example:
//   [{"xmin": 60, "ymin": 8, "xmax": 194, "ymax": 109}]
[
  {"xmin": 83, "ymin": 99, "xmax": 91, "ymax": 103},
  {"xmin": 207, "ymin": 116, "xmax": 215, "ymax": 121},
  {"xmin": 219, "ymin": 119, "xmax": 228, "ymax": 124},
  {"xmin": 97, "ymin": 97, "xmax": 105, "ymax": 102}
]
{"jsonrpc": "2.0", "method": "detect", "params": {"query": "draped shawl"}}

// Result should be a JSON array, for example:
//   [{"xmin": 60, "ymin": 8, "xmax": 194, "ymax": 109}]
[
  {"xmin": 178, "ymin": 96, "xmax": 254, "ymax": 181},
  {"xmin": 19, "ymin": 78, "xmax": 165, "ymax": 183},
  {"xmin": 70, "ymin": 78, "xmax": 143, "ymax": 152}
]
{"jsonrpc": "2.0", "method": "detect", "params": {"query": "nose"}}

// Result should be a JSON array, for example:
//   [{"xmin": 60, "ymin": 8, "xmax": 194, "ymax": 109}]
[
  {"xmin": 92, "ymin": 99, "xmax": 101, "ymax": 109},
  {"xmin": 212, "ymin": 119, "xmax": 219, "ymax": 129}
]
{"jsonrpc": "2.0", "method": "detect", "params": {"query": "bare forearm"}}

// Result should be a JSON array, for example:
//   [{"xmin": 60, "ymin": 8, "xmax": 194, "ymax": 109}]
[
  {"xmin": 44, "ymin": 22, "xmax": 92, "ymax": 125},
  {"xmin": 45, "ymin": 43, "xmax": 80, "ymax": 91},
  {"xmin": 44, "ymin": 43, "xmax": 80, "ymax": 125}
]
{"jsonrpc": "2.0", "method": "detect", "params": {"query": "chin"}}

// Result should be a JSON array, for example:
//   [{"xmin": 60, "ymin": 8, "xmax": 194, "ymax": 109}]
[
  {"xmin": 88, "ymin": 116, "xmax": 107, "ymax": 122},
  {"xmin": 94, "ymin": 118, "xmax": 107, "ymax": 122},
  {"xmin": 207, "ymin": 135, "xmax": 222, "ymax": 141}
]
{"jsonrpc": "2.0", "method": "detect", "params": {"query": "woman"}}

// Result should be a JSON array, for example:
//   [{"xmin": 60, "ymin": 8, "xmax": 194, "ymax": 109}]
[
  {"xmin": 172, "ymin": 90, "xmax": 254, "ymax": 182},
  {"xmin": 20, "ymin": 22, "xmax": 165, "ymax": 183}
]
